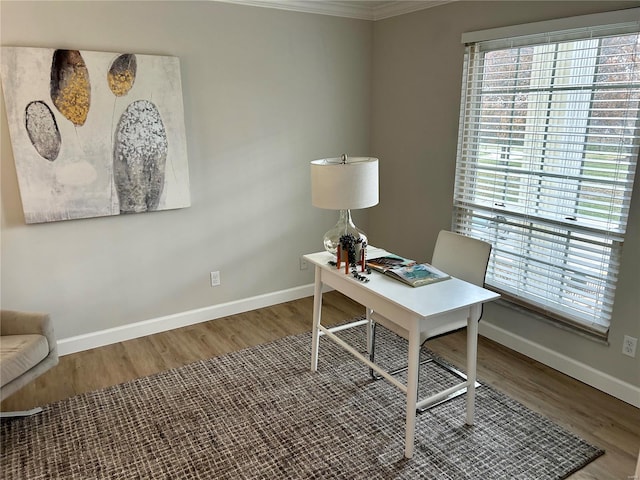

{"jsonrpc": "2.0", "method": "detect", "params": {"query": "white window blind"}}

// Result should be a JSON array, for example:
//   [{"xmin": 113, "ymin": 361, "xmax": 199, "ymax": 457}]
[{"xmin": 454, "ymin": 15, "xmax": 640, "ymax": 337}]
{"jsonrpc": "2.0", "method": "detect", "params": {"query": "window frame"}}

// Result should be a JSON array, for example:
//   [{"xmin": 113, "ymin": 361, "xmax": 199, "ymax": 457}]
[{"xmin": 454, "ymin": 9, "xmax": 640, "ymax": 339}]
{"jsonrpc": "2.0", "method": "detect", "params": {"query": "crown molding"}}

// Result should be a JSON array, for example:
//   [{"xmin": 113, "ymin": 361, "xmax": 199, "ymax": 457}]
[
  {"xmin": 212, "ymin": 1, "xmax": 455, "ymax": 21},
  {"xmin": 372, "ymin": 1, "xmax": 453, "ymax": 20}
]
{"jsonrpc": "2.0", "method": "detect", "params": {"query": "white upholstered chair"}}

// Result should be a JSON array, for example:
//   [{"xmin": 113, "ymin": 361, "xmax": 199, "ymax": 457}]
[
  {"xmin": 369, "ymin": 230, "xmax": 492, "ymax": 410},
  {"xmin": 1, "ymin": 310, "xmax": 58, "ymax": 417}
]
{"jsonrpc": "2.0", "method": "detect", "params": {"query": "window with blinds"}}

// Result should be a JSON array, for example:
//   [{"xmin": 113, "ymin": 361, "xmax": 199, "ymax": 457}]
[{"xmin": 454, "ymin": 16, "xmax": 640, "ymax": 338}]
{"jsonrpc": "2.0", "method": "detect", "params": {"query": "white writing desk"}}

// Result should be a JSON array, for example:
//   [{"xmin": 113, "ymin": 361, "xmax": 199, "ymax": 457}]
[{"xmin": 304, "ymin": 250, "xmax": 500, "ymax": 459}]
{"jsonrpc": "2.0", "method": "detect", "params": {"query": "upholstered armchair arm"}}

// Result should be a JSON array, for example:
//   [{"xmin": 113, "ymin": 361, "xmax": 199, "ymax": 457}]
[{"xmin": 1, "ymin": 310, "xmax": 57, "ymax": 355}]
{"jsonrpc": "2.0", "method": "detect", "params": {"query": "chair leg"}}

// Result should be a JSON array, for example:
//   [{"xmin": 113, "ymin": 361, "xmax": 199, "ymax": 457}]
[
  {"xmin": 370, "ymin": 320, "xmax": 428, "ymax": 379},
  {"xmin": 368, "ymin": 322, "xmax": 481, "ymax": 413},
  {"xmin": 416, "ymin": 360, "xmax": 481, "ymax": 413},
  {"xmin": 0, "ymin": 407, "xmax": 43, "ymax": 418}
]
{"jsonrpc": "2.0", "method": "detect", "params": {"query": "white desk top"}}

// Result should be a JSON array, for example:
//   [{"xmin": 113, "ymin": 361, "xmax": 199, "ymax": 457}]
[{"xmin": 304, "ymin": 250, "xmax": 500, "ymax": 319}]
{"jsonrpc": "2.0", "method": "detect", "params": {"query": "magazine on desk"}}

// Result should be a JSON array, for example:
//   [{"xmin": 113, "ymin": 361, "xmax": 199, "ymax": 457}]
[
  {"xmin": 385, "ymin": 263, "xmax": 451, "ymax": 287},
  {"xmin": 367, "ymin": 253, "xmax": 416, "ymax": 273},
  {"xmin": 367, "ymin": 249, "xmax": 450, "ymax": 287}
]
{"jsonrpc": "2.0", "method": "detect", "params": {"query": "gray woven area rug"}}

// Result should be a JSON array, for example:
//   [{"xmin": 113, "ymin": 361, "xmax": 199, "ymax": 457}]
[{"xmin": 1, "ymin": 322, "xmax": 603, "ymax": 479}]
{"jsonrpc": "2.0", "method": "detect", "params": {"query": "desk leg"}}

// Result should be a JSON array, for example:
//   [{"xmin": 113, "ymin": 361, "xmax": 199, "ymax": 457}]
[
  {"xmin": 404, "ymin": 321, "xmax": 420, "ymax": 459},
  {"xmin": 311, "ymin": 266, "xmax": 323, "ymax": 372},
  {"xmin": 466, "ymin": 304, "xmax": 481, "ymax": 425},
  {"xmin": 366, "ymin": 308, "xmax": 374, "ymax": 355}
]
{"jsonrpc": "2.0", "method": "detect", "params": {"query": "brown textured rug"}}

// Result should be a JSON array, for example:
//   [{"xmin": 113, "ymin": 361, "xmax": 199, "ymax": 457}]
[{"xmin": 1, "ymin": 321, "xmax": 603, "ymax": 479}]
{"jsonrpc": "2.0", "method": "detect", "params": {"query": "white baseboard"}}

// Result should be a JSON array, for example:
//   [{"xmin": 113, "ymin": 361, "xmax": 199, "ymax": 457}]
[
  {"xmin": 479, "ymin": 321, "xmax": 640, "ymax": 408},
  {"xmin": 57, "ymin": 284, "xmax": 315, "ymax": 356},
  {"xmin": 58, "ymin": 286, "xmax": 639, "ymax": 408}
]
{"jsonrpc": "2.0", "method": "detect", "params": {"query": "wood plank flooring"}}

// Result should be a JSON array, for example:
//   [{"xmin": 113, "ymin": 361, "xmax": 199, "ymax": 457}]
[{"xmin": 2, "ymin": 291, "xmax": 638, "ymax": 479}]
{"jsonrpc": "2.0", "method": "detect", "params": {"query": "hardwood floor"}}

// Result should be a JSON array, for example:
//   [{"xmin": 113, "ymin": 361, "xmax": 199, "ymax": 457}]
[{"xmin": 2, "ymin": 291, "xmax": 639, "ymax": 479}]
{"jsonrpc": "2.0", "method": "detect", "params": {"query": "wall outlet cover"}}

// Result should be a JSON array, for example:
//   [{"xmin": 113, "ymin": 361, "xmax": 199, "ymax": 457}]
[{"xmin": 622, "ymin": 335, "xmax": 637, "ymax": 358}]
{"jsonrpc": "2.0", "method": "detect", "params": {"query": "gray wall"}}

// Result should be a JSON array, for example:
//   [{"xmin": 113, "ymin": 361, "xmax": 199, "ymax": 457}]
[
  {"xmin": 0, "ymin": 1, "xmax": 372, "ymax": 338},
  {"xmin": 1, "ymin": 0, "xmax": 638, "ymax": 394},
  {"xmin": 370, "ymin": 1, "xmax": 640, "ymax": 388}
]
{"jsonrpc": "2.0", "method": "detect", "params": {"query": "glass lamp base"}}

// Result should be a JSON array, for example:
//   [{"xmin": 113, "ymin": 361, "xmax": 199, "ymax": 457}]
[{"xmin": 323, "ymin": 209, "xmax": 368, "ymax": 255}]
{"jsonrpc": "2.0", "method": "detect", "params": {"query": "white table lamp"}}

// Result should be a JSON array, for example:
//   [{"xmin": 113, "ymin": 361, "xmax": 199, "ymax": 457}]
[{"xmin": 310, "ymin": 154, "xmax": 379, "ymax": 254}]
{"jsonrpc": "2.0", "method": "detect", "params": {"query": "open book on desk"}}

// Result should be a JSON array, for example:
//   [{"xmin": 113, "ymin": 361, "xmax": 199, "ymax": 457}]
[{"xmin": 367, "ymin": 248, "xmax": 451, "ymax": 287}]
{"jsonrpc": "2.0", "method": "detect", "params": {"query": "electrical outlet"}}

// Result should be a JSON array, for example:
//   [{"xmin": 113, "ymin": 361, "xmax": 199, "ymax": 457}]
[
  {"xmin": 210, "ymin": 271, "xmax": 221, "ymax": 287},
  {"xmin": 299, "ymin": 257, "xmax": 308, "ymax": 271},
  {"xmin": 622, "ymin": 335, "xmax": 637, "ymax": 358}
]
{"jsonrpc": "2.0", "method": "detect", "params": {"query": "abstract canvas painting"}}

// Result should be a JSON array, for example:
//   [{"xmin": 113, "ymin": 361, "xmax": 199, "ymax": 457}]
[{"xmin": 0, "ymin": 47, "xmax": 191, "ymax": 223}]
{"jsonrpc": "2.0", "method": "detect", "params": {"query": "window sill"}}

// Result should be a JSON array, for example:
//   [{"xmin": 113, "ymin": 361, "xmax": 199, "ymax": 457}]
[{"xmin": 490, "ymin": 297, "xmax": 610, "ymax": 346}]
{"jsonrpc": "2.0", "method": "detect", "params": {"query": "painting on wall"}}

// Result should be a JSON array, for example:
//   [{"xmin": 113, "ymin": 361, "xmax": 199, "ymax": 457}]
[{"xmin": 0, "ymin": 47, "xmax": 191, "ymax": 224}]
